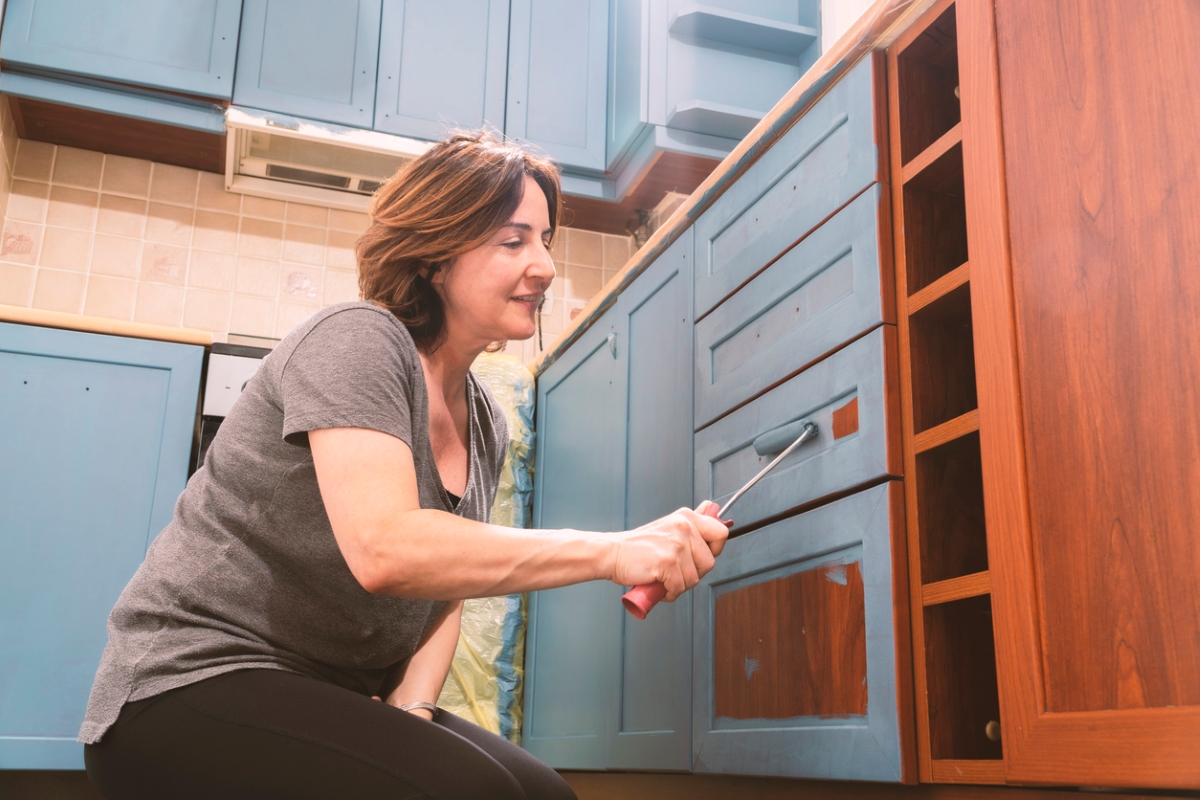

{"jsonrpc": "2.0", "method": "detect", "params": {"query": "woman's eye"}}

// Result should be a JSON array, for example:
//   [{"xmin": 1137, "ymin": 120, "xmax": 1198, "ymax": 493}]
[{"xmin": 502, "ymin": 241, "xmax": 522, "ymax": 249}]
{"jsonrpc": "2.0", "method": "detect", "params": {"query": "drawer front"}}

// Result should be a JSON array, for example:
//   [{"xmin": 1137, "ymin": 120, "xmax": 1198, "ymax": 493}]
[
  {"xmin": 694, "ymin": 185, "xmax": 889, "ymax": 428},
  {"xmin": 692, "ymin": 482, "xmax": 909, "ymax": 780},
  {"xmin": 693, "ymin": 56, "xmax": 881, "ymax": 318},
  {"xmin": 693, "ymin": 326, "xmax": 899, "ymax": 531}
]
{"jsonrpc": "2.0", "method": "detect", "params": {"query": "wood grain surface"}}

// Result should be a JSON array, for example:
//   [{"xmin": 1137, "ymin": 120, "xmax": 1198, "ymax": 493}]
[
  {"xmin": 961, "ymin": 0, "xmax": 1200, "ymax": 787},
  {"xmin": 713, "ymin": 561, "xmax": 868, "ymax": 720}
]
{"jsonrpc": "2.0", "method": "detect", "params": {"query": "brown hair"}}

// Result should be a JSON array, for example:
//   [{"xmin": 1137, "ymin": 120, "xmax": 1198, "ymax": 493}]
[{"xmin": 356, "ymin": 130, "xmax": 562, "ymax": 353}]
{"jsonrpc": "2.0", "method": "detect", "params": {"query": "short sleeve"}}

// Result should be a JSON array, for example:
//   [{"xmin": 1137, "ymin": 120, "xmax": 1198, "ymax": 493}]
[{"xmin": 279, "ymin": 308, "xmax": 418, "ymax": 448}]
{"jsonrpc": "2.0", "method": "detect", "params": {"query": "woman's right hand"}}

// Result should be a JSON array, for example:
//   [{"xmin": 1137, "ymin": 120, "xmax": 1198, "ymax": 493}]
[{"xmin": 609, "ymin": 502, "xmax": 730, "ymax": 601}]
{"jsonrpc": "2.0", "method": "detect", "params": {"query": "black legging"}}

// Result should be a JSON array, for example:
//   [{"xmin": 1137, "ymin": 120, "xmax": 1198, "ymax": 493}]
[{"xmin": 84, "ymin": 669, "xmax": 576, "ymax": 800}]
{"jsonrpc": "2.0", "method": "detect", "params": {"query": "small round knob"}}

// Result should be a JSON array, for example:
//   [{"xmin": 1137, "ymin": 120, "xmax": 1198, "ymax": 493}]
[{"xmin": 985, "ymin": 720, "xmax": 1001, "ymax": 742}]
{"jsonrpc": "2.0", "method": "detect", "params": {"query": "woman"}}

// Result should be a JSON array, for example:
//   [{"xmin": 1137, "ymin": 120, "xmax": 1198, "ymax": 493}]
[{"xmin": 80, "ymin": 131, "xmax": 727, "ymax": 800}]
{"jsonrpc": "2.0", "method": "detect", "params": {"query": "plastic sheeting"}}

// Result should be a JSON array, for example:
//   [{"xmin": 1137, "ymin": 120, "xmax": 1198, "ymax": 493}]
[{"xmin": 437, "ymin": 352, "xmax": 535, "ymax": 743}]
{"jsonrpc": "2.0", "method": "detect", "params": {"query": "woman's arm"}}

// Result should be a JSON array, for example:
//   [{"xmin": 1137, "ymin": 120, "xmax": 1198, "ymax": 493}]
[
  {"xmin": 309, "ymin": 426, "xmax": 727, "ymax": 600},
  {"xmin": 384, "ymin": 600, "xmax": 463, "ymax": 720}
]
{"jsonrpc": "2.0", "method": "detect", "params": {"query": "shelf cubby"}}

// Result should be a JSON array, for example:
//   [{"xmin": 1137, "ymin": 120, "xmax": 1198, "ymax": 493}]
[
  {"xmin": 895, "ymin": 2, "xmax": 960, "ymax": 165},
  {"xmin": 902, "ymin": 149, "xmax": 968, "ymax": 295},
  {"xmin": 909, "ymin": 281, "xmax": 976, "ymax": 433},
  {"xmin": 924, "ymin": 594, "xmax": 1003, "ymax": 761},
  {"xmin": 915, "ymin": 431, "xmax": 988, "ymax": 584}
]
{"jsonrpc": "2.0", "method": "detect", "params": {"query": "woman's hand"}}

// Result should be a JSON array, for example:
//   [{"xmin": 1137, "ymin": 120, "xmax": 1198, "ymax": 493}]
[{"xmin": 609, "ymin": 502, "xmax": 729, "ymax": 601}]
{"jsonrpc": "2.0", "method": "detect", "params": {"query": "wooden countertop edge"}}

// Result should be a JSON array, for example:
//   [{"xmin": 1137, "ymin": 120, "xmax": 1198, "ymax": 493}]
[
  {"xmin": 529, "ymin": 0, "xmax": 938, "ymax": 376},
  {"xmin": 0, "ymin": 304, "xmax": 213, "ymax": 346}
]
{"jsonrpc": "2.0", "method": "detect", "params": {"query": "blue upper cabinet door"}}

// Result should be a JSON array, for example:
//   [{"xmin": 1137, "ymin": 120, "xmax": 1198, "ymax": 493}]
[
  {"xmin": 374, "ymin": 0, "xmax": 510, "ymax": 139},
  {"xmin": 692, "ymin": 483, "xmax": 914, "ymax": 781},
  {"xmin": 505, "ymin": 0, "xmax": 609, "ymax": 172},
  {"xmin": 0, "ymin": 0, "xmax": 241, "ymax": 98},
  {"xmin": 523, "ymin": 308, "xmax": 624, "ymax": 769},
  {"xmin": 606, "ymin": 0, "xmax": 648, "ymax": 170},
  {"xmin": 234, "ymin": 0, "xmax": 381, "ymax": 128},
  {"xmin": 609, "ymin": 230, "xmax": 693, "ymax": 770},
  {"xmin": 0, "ymin": 323, "xmax": 202, "ymax": 769}
]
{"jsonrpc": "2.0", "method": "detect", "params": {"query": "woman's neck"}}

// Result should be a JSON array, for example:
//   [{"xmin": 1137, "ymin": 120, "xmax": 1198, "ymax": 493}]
[{"xmin": 418, "ymin": 335, "xmax": 482, "ymax": 404}]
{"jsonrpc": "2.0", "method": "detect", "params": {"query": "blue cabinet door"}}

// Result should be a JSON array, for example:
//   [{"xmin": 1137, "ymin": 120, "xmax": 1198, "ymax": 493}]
[
  {"xmin": 374, "ymin": 0, "xmax": 509, "ymax": 139},
  {"xmin": 606, "ymin": 0, "xmax": 648, "ymax": 169},
  {"xmin": 609, "ymin": 229, "xmax": 694, "ymax": 770},
  {"xmin": 523, "ymin": 309, "xmax": 624, "ymax": 769},
  {"xmin": 0, "ymin": 0, "xmax": 242, "ymax": 98},
  {"xmin": 506, "ymin": 0, "xmax": 609, "ymax": 172},
  {"xmin": 692, "ymin": 482, "xmax": 911, "ymax": 781},
  {"xmin": 234, "ymin": 0, "xmax": 381, "ymax": 128},
  {"xmin": 0, "ymin": 323, "xmax": 202, "ymax": 769}
]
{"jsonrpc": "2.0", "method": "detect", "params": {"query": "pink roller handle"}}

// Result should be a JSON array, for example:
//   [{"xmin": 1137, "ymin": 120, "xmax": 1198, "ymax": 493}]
[{"xmin": 621, "ymin": 502, "xmax": 725, "ymax": 620}]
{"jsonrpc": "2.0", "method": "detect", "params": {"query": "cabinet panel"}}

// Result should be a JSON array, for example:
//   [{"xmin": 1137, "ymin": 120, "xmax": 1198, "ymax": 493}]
[
  {"xmin": 234, "ymin": 0, "xmax": 381, "ymax": 128},
  {"xmin": 0, "ymin": 323, "xmax": 202, "ymax": 769},
  {"xmin": 694, "ymin": 326, "xmax": 900, "ymax": 533},
  {"xmin": 523, "ymin": 310, "xmax": 623, "ymax": 769},
  {"xmin": 506, "ymin": 0, "xmax": 609, "ymax": 172},
  {"xmin": 610, "ymin": 230, "xmax": 692, "ymax": 770},
  {"xmin": 694, "ymin": 185, "xmax": 890, "ymax": 428},
  {"xmin": 692, "ymin": 482, "xmax": 909, "ymax": 780},
  {"xmin": 0, "ymin": 0, "xmax": 241, "ymax": 98},
  {"xmin": 693, "ymin": 56, "xmax": 882, "ymax": 318},
  {"xmin": 374, "ymin": 0, "xmax": 509, "ymax": 139}
]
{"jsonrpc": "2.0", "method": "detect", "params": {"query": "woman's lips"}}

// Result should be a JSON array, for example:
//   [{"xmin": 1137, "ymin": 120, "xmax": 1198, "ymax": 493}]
[{"xmin": 511, "ymin": 294, "xmax": 542, "ymax": 310}]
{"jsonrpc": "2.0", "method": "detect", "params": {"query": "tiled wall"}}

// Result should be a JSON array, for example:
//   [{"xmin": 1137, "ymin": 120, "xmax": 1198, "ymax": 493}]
[{"xmin": 0, "ymin": 105, "xmax": 635, "ymax": 363}]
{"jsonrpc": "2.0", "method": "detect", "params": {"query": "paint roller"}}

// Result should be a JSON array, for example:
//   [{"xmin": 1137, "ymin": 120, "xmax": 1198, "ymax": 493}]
[{"xmin": 621, "ymin": 420, "xmax": 819, "ymax": 619}]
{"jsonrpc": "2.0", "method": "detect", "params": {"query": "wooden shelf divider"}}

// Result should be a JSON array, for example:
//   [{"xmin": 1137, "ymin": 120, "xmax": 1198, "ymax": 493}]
[
  {"xmin": 908, "ymin": 261, "xmax": 969, "ymax": 314},
  {"xmin": 930, "ymin": 759, "xmax": 1006, "ymax": 784},
  {"xmin": 922, "ymin": 570, "xmax": 990, "ymax": 606},
  {"xmin": 902, "ymin": 121, "xmax": 963, "ymax": 184},
  {"xmin": 914, "ymin": 407, "xmax": 979, "ymax": 453}
]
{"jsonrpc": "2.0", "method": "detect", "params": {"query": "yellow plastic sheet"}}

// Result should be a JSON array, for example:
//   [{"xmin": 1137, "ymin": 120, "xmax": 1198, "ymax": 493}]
[{"xmin": 437, "ymin": 352, "xmax": 535, "ymax": 743}]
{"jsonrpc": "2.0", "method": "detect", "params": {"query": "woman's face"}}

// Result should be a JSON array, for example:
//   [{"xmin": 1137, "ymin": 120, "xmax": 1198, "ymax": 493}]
[{"xmin": 432, "ymin": 174, "xmax": 556, "ymax": 350}]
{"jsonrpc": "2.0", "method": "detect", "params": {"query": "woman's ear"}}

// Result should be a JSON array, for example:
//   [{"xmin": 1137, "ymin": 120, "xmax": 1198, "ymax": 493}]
[{"xmin": 425, "ymin": 259, "xmax": 450, "ymax": 287}]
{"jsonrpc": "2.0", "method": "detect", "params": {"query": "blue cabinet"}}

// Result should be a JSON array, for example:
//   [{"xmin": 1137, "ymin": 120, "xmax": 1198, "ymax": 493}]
[
  {"xmin": 374, "ymin": 0, "xmax": 509, "ymax": 139},
  {"xmin": 691, "ymin": 482, "xmax": 910, "ymax": 781},
  {"xmin": 506, "ymin": 0, "xmax": 610, "ymax": 172},
  {"xmin": 524, "ymin": 232, "xmax": 695, "ymax": 770},
  {"xmin": 0, "ymin": 0, "xmax": 242, "ymax": 98},
  {"xmin": 524, "ymin": 309, "xmax": 623, "ymax": 769},
  {"xmin": 0, "ymin": 323, "xmax": 203, "ymax": 769},
  {"xmin": 234, "ymin": 0, "xmax": 381, "ymax": 128}
]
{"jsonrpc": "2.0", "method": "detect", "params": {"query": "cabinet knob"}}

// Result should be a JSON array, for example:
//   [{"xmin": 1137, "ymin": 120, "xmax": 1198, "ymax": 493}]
[
  {"xmin": 607, "ymin": 332, "xmax": 618, "ymax": 358},
  {"xmin": 985, "ymin": 720, "xmax": 1001, "ymax": 742}
]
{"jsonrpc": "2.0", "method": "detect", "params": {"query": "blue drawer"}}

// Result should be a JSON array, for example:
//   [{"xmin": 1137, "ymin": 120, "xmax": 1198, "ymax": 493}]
[
  {"xmin": 693, "ymin": 326, "xmax": 899, "ymax": 532},
  {"xmin": 693, "ymin": 185, "xmax": 890, "ymax": 428},
  {"xmin": 691, "ymin": 481, "xmax": 910, "ymax": 780},
  {"xmin": 693, "ymin": 56, "xmax": 882, "ymax": 319}
]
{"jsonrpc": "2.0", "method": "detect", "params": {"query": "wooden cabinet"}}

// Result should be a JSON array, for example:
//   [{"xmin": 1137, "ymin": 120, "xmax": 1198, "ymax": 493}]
[
  {"xmin": 0, "ymin": 0, "xmax": 241, "ymax": 98},
  {"xmin": 506, "ymin": 0, "xmax": 610, "ymax": 173},
  {"xmin": 959, "ymin": 0, "xmax": 1200, "ymax": 789},
  {"xmin": 0, "ymin": 323, "xmax": 202, "ymax": 769},
  {"xmin": 374, "ymin": 0, "xmax": 510, "ymax": 139},
  {"xmin": 233, "ymin": 0, "xmax": 381, "ymax": 128},
  {"xmin": 524, "ymin": 233, "xmax": 694, "ymax": 771}
]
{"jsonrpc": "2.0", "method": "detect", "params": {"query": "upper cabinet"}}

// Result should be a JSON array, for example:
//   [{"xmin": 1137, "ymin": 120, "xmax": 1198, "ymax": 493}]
[
  {"xmin": 0, "ymin": 0, "xmax": 242, "ymax": 98},
  {"xmin": 506, "ymin": 0, "xmax": 610, "ymax": 173},
  {"xmin": 234, "ymin": 0, "xmax": 381, "ymax": 128},
  {"xmin": 374, "ymin": 0, "xmax": 510, "ymax": 139}
]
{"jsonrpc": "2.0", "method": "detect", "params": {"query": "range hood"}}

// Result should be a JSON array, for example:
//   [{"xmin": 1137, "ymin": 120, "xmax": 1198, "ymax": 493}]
[{"xmin": 224, "ymin": 107, "xmax": 431, "ymax": 211}]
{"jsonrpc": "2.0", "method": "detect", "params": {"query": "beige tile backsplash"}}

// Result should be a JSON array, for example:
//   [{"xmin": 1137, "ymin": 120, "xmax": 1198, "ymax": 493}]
[{"xmin": 0, "ymin": 99, "xmax": 637, "ymax": 362}]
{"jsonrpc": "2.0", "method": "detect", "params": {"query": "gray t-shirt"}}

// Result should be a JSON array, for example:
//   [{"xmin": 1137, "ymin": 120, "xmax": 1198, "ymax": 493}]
[{"xmin": 80, "ymin": 302, "xmax": 508, "ymax": 744}]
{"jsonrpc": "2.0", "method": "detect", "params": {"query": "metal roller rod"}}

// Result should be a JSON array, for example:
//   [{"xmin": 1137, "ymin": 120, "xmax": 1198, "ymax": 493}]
[{"xmin": 718, "ymin": 421, "xmax": 818, "ymax": 518}]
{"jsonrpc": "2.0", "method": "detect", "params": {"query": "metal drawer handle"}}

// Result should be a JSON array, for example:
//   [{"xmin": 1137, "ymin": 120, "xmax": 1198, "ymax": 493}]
[{"xmin": 753, "ymin": 419, "xmax": 817, "ymax": 456}]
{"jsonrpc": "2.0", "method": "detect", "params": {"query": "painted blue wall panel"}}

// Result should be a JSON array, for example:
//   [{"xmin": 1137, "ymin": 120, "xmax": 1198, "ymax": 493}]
[
  {"xmin": 506, "ymin": 0, "xmax": 609, "ymax": 172},
  {"xmin": 524, "ymin": 310, "xmax": 623, "ymax": 769},
  {"xmin": 609, "ymin": 229, "xmax": 693, "ymax": 770},
  {"xmin": 234, "ymin": 0, "xmax": 381, "ymax": 128},
  {"xmin": 374, "ymin": 0, "xmax": 509, "ymax": 139},
  {"xmin": 0, "ymin": 323, "xmax": 202, "ymax": 769},
  {"xmin": 0, "ymin": 0, "xmax": 241, "ymax": 98}
]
